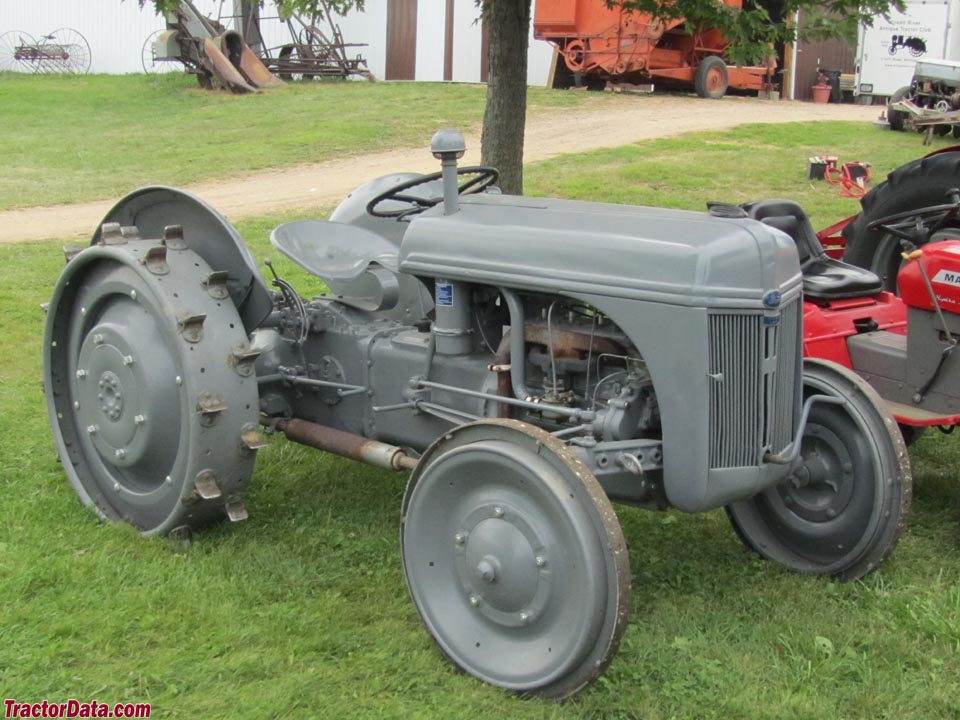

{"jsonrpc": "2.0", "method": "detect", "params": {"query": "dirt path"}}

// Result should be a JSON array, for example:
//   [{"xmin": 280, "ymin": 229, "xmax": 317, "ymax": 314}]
[{"xmin": 0, "ymin": 95, "xmax": 880, "ymax": 245}]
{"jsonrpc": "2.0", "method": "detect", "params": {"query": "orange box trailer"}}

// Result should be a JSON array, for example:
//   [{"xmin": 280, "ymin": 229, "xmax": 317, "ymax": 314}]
[{"xmin": 533, "ymin": 0, "xmax": 774, "ymax": 98}]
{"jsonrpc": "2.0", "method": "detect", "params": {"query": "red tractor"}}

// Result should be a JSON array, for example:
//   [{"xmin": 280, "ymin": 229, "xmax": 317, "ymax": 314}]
[{"xmin": 739, "ymin": 149, "xmax": 960, "ymax": 444}]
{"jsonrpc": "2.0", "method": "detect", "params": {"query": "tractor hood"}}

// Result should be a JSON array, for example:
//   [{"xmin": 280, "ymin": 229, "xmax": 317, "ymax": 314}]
[{"xmin": 399, "ymin": 194, "xmax": 802, "ymax": 309}]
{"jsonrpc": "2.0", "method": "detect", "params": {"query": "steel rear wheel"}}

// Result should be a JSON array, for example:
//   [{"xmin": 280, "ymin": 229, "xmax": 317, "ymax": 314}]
[
  {"xmin": 44, "ymin": 224, "xmax": 261, "ymax": 535},
  {"xmin": 401, "ymin": 419, "xmax": 630, "ymax": 698},
  {"xmin": 727, "ymin": 360, "xmax": 911, "ymax": 581}
]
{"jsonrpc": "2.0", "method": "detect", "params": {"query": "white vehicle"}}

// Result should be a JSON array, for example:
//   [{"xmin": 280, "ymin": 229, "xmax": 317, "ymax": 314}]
[{"xmin": 855, "ymin": 0, "xmax": 960, "ymax": 99}]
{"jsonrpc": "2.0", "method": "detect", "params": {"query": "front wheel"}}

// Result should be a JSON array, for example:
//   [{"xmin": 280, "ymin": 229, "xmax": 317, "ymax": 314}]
[
  {"xmin": 726, "ymin": 360, "xmax": 911, "ymax": 581},
  {"xmin": 401, "ymin": 420, "xmax": 630, "ymax": 698}
]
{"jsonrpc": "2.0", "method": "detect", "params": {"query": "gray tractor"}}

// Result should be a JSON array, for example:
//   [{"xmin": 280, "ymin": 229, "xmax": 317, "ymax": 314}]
[{"xmin": 43, "ymin": 131, "xmax": 910, "ymax": 698}]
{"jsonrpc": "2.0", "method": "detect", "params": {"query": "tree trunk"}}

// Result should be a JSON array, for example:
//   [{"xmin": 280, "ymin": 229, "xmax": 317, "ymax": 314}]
[{"xmin": 480, "ymin": 0, "xmax": 531, "ymax": 195}]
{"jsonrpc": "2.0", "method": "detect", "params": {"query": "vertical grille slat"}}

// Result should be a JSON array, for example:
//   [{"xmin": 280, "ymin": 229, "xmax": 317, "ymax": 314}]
[{"xmin": 708, "ymin": 299, "xmax": 799, "ymax": 468}]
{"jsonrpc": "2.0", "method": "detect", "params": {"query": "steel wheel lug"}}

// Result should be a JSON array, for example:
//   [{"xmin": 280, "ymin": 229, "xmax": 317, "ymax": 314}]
[
  {"xmin": 469, "ymin": 595, "xmax": 480, "ymax": 608},
  {"xmin": 535, "ymin": 555, "xmax": 547, "ymax": 568},
  {"xmin": 73, "ymin": 401, "xmax": 80, "ymax": 410},
  {"xmin": 826, "ymin": 508, "xmax": 837, "ymax": 519},
  {"xmin": 86, "ymin": 425, "xmax": 98, "ymax": 435},
  {"xmin": 454, "ymin": 531, "xmax": 467, "ymax": 545},
  {"xmin": 122, "ymin": 355, "xmax": 134, "ymax": 367},
  {"xmin": 115, "ymin": 449, "xmax": 126, "ymax": 459},
  {"xmin": 130, "ymin": 290, "xmax": 137, "ymax": 300},
  {"xmin": 493, "ymin": 506, "xmax": 504, "ymax": 518},
  {"xmin": 113, "ymin": 482, "xmax": 120, "ymax": 492},
  {"xmin": 93, "ymin": 334, "xmax": 104, "ymax": 345},
  {"xmin": 75, "ymin": 369, "xmax": 87, "ymax": 379},
  {"xmin": 134, "ymin": 414, "xmax": 146, "ymax": 425},
  {"xmin": 164, "ymin": 475, "xmax": 173, "ymax": 485},
  {"xmin": 519, "ymin": 612, "xmax": 530, "ymax": 625},
  {"xmin": 175, "ymin": 376, "xmax": 183, "ymax": 386}
]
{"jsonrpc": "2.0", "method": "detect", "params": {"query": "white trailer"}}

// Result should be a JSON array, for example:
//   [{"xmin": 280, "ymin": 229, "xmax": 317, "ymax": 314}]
[{"xmin": 855, "ymin": 0, "xmax": 960, "ymax": 98}]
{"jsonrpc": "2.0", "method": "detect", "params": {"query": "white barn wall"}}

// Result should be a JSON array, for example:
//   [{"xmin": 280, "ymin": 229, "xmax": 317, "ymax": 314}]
[{"xmin": 2, "ymin": 0, "xmax": 551, "ymax": 84}]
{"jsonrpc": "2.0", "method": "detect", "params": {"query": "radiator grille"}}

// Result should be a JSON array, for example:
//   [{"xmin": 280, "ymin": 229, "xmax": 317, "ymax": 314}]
[{"xmin": 708, "ymin": 299, "xmax": 799, "ymax": 468}]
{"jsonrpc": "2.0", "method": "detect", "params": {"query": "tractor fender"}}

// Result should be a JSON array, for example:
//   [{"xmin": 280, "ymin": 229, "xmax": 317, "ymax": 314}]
[
  {"xmin": 91, "ymin": 186, "xmax": 272, "ymax": 333},
  {"xmin": 920, "ymin": 144, "xmax": 960, "ymax": 159}
]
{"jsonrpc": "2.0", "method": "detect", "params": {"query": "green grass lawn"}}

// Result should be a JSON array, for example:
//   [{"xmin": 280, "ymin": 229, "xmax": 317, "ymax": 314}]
[
  {"xmin": 1, "ymin": 119, "xmax": 959, "ymax": 719},
  {"xmin": 0, "ymin": 73, "xmax": 595, "ymax": 211}
]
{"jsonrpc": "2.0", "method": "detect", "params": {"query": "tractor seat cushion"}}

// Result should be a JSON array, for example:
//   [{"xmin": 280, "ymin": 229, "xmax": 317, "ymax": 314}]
[
  {"xmin": 800, "ymin": 256, "xmax": 884, "ymax": 300},
  {"xmin": 740, "ymin": 200, "xmax": 883, "ymax": 300}
]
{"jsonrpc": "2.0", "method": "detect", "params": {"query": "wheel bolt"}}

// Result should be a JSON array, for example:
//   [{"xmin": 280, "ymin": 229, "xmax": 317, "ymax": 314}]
[
  {"xmin": 93, "ymin": 334, "xmax": 104, "ymax": 345},
  {"xmin": 134, "ymin": 414, "xmax": 146, "ymax": 425},
  {"xmin": 826, "ymin": 508, "xmax": 837, "ymax": 519},
  {"xmin": 493, "ymin": 506, "xmax": 504, "ymax": 518},
  {"xmin": 535, "ymin": 556, "xmax": 547, "ymax": 568},
  {"xmin": 115, "ymin": 449, "xmax": 126, "ymax": 459},
  {"xmin": 164, "ymin": 475, "xmax": 173, "ymax": 485},
  {"xmin": 73, "ymin": 401, "xmax": 80, "ymax": 410},
  {"xmin": 86, "ymin": 425, "xmax": 98, "ymax": 435},
  {"xmin": 113, "ymin": 482, "xmax": 120, "ymax": 492},
  {"xmin": 80, "ymin": 307, "xmax": 87, "ymax": 316},
  {"xmin": 469, "ymin": 595, "xmax": 480, "ymax": 608},
  {"xmin": 75, "ymin": 369, "xmax": 87, "ymax": 379},
  {"xmin": 122, "ymin": 355, "xmax": 134, "ymax": 367},
  {"xmin": 130, "ymin": 290, "xmax": 137, "ymax": 300},
  {"xmin": 454, "ymin": 531, "xmax": 467, "ymax": 545},
  {"xmin": 175, "ymin": 376, "xmax": 183, "ymax": 387},
  {"xmin": 519, "ymin": 612, "xmax": 530, "ymax": 624}
]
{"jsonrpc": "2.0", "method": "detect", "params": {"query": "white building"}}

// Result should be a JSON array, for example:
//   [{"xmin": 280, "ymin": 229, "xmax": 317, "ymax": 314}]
[{"xmin": 2, "ymin": 0, "xmax": 553, "ymax": 84}]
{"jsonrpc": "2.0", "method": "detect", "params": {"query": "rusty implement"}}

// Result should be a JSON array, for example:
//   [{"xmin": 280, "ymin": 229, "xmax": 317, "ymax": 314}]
[{"xmin": 164, "ymin": 1, "xmax": 284, "ymax": 93}]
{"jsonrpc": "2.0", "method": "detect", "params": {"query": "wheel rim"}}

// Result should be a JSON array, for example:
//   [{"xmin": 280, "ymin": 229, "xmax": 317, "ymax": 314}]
[
  {"xmin": 44, "ymin": 231, "xmax": 260, "ymax": 534},
  {"xmin": 42, "ymin": 28, "xmax": 91, "ymax": 74},
  {"xmin": 402, "ymin": 421, "xmax": 629, "ymax": 697},
  {"xmin": 705, "ymin": 67, "xmax": 725, "ymax": 95}
]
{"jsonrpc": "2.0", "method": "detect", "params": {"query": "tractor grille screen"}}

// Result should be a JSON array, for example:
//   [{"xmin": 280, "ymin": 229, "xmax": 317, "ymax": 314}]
[{"xmin": 707, "ymin": 299, "xmax": 800, "ymax": 469}]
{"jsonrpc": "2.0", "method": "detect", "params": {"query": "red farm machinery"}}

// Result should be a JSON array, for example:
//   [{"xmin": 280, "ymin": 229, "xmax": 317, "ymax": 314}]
[{"xmin": 533, "ymin": 0, "xmax": 775, "ymax": 98}]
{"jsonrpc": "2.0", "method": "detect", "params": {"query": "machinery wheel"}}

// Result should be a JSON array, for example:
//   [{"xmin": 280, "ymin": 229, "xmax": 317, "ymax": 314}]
[
  {"xmin": 694, "ymin": 55, "xmax": 728, "ymax": 99},
  {"xmin": 43, "ymin": 223, "xmax": 261, "ymax": 535},
  {"xmin": 842, "ymin": 151, "xmax": 960, "ymax": 291},
  {"xmin": 42, "ymin": 28, "xmax": 91, "ymax": 74},
  {"xmin": 0, "ymin": 31, "xmax": 36, "ymax": 72},
  {"xmin": 401, "ymin": 419, "xmax": 630, "ymax": 698},
  {"xmin": 726, "ymin": 360, "xmax": 911, "ymax": 581},
  {"xmin": 887, "ymin": 85, "xmax": 911, "ymax": 131},
  {"xmin": 141, "ymin": 29, "xmax": 178, "ymax": 74}
]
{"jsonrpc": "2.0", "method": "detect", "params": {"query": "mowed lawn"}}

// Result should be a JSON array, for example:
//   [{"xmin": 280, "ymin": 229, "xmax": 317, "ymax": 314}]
[{"xmin": 0, "ymin": 80, "xmax": 958, "ymax": 720}]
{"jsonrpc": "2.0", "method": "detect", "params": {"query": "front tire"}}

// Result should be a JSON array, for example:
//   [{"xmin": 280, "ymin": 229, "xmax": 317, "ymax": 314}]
[
  {"xmin": 401, "ymin": 420, "xmax": 630, "ymax": 698},
  {"xmin": 726, "ymin": 360, "xmax": 911, "ymax": 581}
]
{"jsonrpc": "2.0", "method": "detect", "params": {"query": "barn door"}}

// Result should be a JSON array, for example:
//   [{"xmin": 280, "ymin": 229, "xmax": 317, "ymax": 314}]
[{"xmin": 386, "ymin": 0, "xmax": 418, "ymax": 80}]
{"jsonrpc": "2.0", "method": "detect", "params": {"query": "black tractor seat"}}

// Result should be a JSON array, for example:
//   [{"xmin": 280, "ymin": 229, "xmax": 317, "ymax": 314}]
[{"xmin": 741, "ymin": 200, "xmax": 883, "ymax": 300}]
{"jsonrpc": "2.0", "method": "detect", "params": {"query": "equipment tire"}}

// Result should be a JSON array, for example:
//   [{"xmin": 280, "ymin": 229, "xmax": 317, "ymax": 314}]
[
  {"xmin": 694, "ymin": 56, "xmax": 728, "ymax": 99},
  {"xmin": 887, "ymin": 85, "xmax": 911, "ymax": 131},
  {"xmin": 726, "ymin": 360, "xmax": 911, "ymax": 581},
  {"xmin": 842, "ymin": 151, "xmax": 960, "ymax": 291}
]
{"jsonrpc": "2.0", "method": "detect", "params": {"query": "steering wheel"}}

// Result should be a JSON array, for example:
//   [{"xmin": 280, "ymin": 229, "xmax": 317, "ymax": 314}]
[
  {"xmin": 865, "ymin": 189, "xmax": 960, "ymax": 245},
  {"xmin": 366, "ymin": 166, "xmax": 499, "ymax": 219}
]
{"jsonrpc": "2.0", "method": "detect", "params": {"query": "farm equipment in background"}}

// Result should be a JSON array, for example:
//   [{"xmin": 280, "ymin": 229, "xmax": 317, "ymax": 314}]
[
  {"xmin": 0, "ymin": 28, "xmax": 91, "ymax": 74},
  {"xmin": 886, "ymin": 60, "xmax": 960, "ymax": 139},
  {"xmin": 149, "ymin": 0, "xmax": 371, "ymax": 87},
  {"xmin": 153, "ymin": 0, "xmax": 283, "ymax": 92},
  {"xmin": 43, "ymin": 130, "xmax": 909, "ymax": 698},
  {"xmin": 533, "ymin": 0, "xmax": 775, "ymax": 97}
]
